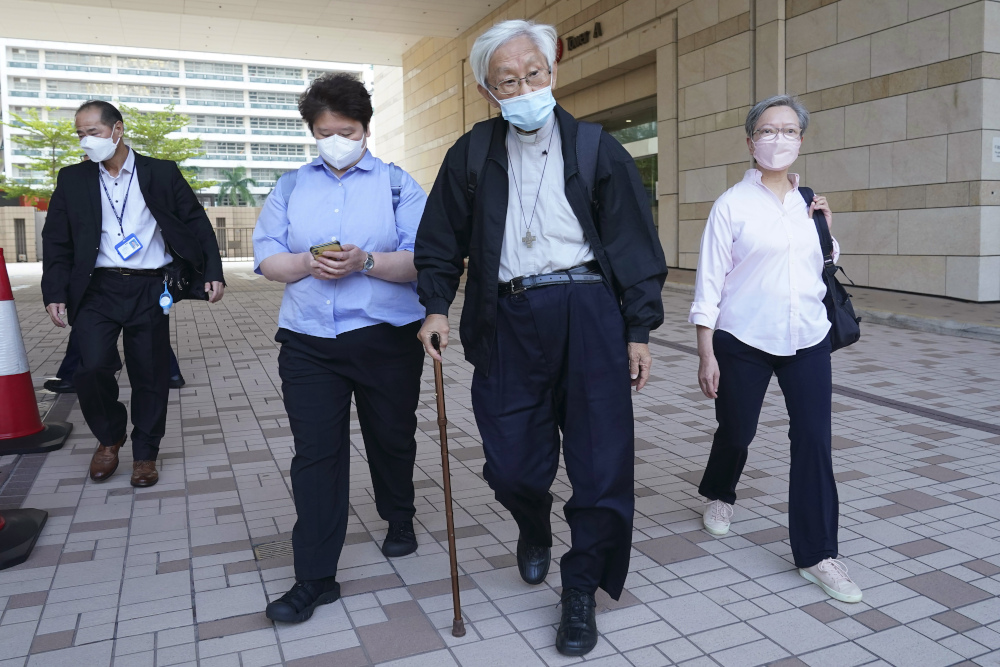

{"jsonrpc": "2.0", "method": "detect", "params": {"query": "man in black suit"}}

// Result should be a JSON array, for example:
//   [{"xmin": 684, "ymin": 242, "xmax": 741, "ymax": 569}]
[{"xmin": 42, "ymin": 100, "xmax": 225, "ymax": 487}]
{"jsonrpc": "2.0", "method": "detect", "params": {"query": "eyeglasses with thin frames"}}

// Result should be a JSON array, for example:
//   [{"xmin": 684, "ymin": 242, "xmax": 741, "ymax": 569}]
[
  {"xmin": 753, "ymin": 126, "xmax": 801, "ymax": 140},
  {"xmin": 488, "ymin": 68, "xmax": 552, "ymax": 96}
]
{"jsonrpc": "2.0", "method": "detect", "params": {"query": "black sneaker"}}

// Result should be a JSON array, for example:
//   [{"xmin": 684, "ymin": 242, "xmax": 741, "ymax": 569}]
[
  {"xmin": 382, "ymin": 520, "xmax": 418, "ymax": 558},
  {"xmin": 555, "ymin": 588, "xmax": 598, "ymax": 656},
  {"xmin": 265, "ymin": 577, "xmax": 340, "ymax": 623},
  {"xmin": 169, "ymin": 373, "xmax": 186, "ymax": 389},
  {"xmin": 516, "ymin": 536, "xmax": 550, "ymax": 585},
  {"xmin": 43, "ymin": 378, "xmax": 75, "ymax": 394}
]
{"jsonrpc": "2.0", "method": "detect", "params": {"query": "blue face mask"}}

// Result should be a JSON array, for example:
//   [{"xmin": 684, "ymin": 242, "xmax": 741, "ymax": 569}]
[{"xmin": 492, "ymin": 85, "xmax": 556, "ymax": 132}]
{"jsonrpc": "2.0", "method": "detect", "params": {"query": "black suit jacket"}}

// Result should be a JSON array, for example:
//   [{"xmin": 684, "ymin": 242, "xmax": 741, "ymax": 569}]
[
  {"xmin": 414, "ymin": 106, "xmax": 667, "ymax": 374},
  {"xmin": 42, "ymin": 151, "xmax": 224, "ymax": 325}
]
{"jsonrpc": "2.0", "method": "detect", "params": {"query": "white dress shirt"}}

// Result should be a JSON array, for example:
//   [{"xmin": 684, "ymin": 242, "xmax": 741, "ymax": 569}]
[
  {"xmin": 95, "ymin": 148, "xmax": 172, "ymax": 269},
  {"xmin": 689, "ymin": 169, "xmax": 840, "ymax": 356},
  {"xmin": 498, "ymin": 114, "xmax": 595, "ymax": 282}
]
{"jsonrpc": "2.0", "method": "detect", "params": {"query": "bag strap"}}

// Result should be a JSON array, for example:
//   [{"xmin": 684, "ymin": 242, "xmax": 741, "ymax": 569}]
[
  {"xmin": 466, "ymin": 119, "xmax": 495, "ymax": 205},
  {"xmin": 278, "ymin": 169, "xmax": 298, "ymax": 203},
  {"xmin": 388, "ymin": 162, "xmax": 403, "ymax": 212},
  {"xmin": 799, "ymin": 186, "xmax": 835, "ymax": 269},
  {"xmin": 576, "ymin": 121, "xmax": 603, "ymax": 205}
]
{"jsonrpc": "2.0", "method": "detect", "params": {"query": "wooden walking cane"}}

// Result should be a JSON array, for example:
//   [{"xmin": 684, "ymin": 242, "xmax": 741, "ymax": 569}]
[{"xmin": 431, "ymin": 333, "xmax": 466, "ymax": 637}]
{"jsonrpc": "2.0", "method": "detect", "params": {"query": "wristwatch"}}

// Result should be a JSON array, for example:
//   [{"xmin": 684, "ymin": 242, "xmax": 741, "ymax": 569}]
[{"xmin": 362, "ymin": 252, "xmax": 375, "ymax": 273}]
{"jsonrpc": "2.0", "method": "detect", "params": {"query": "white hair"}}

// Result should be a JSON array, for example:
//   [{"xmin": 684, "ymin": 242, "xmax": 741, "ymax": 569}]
[{"xmin": 470, "ymin": 20, "xmax": 557, "ymax": 88}]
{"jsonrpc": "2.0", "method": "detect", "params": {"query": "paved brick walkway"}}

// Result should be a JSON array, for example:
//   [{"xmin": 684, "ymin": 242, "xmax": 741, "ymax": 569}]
[{"xmin": 2, "ymin": 261, "xmax": 1000, "ymax": 667}]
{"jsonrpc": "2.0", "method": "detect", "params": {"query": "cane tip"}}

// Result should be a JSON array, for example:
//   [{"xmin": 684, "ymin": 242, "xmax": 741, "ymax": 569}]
[{"xmin": 452, "ymin": 618, "xmax": 466, "ymax": 637}]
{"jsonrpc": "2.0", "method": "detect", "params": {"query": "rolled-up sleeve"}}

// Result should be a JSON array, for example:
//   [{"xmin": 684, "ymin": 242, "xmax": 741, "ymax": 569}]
[
  {"xmin": 688, "ymin": 199, "xmax": 734, "ymax": 329},
  {"xmin": 253, "ymin": 175, "xmax": 292, "ymax": 274},
  {"xmin": 394, "ymin": 171, "xmax": 427, "ymax": 253}
]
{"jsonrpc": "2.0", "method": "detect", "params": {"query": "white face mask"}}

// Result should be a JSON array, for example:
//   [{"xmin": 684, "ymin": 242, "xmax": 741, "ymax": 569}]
[
  {"xmin": 79, "ymin": 125, "xmax": 121, "ymax": 163},
  {"xmin": 317, "ymin": 133, "xmax": 366, "ymax": 170}
]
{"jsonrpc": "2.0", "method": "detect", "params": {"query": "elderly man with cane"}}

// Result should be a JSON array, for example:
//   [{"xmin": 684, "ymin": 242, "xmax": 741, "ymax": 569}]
[{"xmin": 415, "ymin": 19, "xmax": 667, "ymax": 656}]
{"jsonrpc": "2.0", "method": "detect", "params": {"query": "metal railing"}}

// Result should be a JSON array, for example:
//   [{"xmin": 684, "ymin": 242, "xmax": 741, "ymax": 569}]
[{"xmin": 215, "ymin": 227, "xmax": 255, "ymax": 261}]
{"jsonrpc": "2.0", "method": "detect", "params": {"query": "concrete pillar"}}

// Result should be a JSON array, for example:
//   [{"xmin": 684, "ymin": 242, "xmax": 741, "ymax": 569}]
[
  {"xmin": 657, "ymin": 28, "xmax": 679, "ymax": 267},
  {"xmin": 754, "ymin": 0, "xmax": 785, "ymax": 101}
]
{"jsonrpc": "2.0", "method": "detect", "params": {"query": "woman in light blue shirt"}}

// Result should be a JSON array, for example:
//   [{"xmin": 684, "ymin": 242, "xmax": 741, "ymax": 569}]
[{"xmin": 253, "ymin": 73, "xmax": 427, "ymax": 624}]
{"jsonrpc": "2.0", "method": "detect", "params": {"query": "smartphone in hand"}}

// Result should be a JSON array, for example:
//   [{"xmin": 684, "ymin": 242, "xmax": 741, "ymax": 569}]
[{"xmin": 309, "ymin": 239, "xmax": 342, "ymax": 258}]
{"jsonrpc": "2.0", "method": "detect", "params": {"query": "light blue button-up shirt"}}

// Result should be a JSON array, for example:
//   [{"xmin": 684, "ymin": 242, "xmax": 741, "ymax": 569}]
[{"xmin": 253, "ymin": 152, "xmax": 427, "ymax": 338}]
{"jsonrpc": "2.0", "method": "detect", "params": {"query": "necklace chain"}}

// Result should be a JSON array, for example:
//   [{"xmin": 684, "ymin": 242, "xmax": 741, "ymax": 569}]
[{"xmin": 507, "ymin": 127, "xmax": 556, "ymax": 246}]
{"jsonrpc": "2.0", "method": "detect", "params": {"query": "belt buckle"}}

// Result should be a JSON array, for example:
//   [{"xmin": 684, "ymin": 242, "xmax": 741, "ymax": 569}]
[{"xmin": 509, "ymin": 277, "xmax": 526, "ymax": 295}]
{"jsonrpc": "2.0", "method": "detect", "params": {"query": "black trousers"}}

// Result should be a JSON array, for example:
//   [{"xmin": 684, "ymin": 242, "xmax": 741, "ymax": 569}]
[
  {"xmin": 471, "ymin": 281, "xmax": 634, "ymax": 599},
  {"xmin": 698, "ymin": 330, "xmax": 838, "ymax": 569},
  {"xmin": 57, "ymin": 327, "xmax": 180, "ymax": 381},
  {"xmin": 73, "ymin": 271, "xmax": 171, "ymax": 461},
  {"xmin": 277, "ymin": 322, "xmax": 424, "ymax": 581}
]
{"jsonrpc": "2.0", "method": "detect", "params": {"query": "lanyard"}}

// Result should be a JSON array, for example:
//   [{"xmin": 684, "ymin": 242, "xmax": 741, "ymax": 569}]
[{"xmin": 99, "ymin": 166, "xmax": 135, "ymax": 237}]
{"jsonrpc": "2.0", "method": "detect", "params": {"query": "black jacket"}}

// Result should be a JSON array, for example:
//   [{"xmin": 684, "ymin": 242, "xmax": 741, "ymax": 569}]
[
  {"xmin": 42, "ymin": 151, "xmax": 224, "ymax": 324},
  {"xmin": 415, "ymin": 106, "xmax": 668, "ymax": 374}
]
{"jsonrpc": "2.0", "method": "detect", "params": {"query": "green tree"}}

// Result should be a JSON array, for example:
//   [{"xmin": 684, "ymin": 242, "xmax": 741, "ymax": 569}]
[
  {"xmin": 0, "ymin": 108, "xmax": 81, "ymax": 202},
  {"xmin": 217, "ymin": 167, "xmax": 257, "ymax": 206},
  {"xmin": 120, "ymin": 104, "xmax": 214, "ymax": 190}
]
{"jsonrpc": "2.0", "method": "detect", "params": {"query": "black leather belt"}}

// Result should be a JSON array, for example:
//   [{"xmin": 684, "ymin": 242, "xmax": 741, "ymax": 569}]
[
  {"xmin": 498, "ymin": 261, "xmax": 602, "ymax": 296},
  {"xmin": 95, "ymin": 267, "xmax": 164, "ymax": 277}
]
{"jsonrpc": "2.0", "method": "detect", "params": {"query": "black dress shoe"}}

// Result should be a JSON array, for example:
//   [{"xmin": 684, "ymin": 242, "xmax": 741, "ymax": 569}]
[
  {"xmin": 382, "ymin": 520, "xmax": 418, "ymax": 558},
  {"xmin": 516, "ymin": 536, "xmax": 550, "ymax": 585},
  {"xmin": 169, "ymin": 374, "xmax": 186, "ymax": 389},
  {"xmin": 265, "ymin": 577, "xmax": 340, "ymax": 623},
  {"xmin": 555, "ymin": 588, "xmax": 598, "ymax": 656},
  {"xmin": 43, "ymin": 378, "xmax": 75, "ymax": 394}
]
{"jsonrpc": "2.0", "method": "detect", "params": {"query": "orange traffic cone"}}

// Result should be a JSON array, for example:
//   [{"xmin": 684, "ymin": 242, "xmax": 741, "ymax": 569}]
[
  {"xmin": 0, "ymin": 248, "xmax": 66, "ymax": 570},
  {"xmin": 0, "ymin": 248, "xmax": 72, "ymax": 454}
]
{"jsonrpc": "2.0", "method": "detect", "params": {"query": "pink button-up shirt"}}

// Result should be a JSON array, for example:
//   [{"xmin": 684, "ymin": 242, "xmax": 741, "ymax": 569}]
[{"xmin": 688, "ymin": 169, "xmax": 839, "ymax": 356}]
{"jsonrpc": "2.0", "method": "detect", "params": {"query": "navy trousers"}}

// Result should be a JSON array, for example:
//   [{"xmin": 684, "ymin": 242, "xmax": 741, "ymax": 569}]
[
  {"xmin": 698, "ymin": 330, "xmax": 838, "ymax": 568},
  {"xmin": 57, "ymin": 328, "xmax": 180, "ymax": 381},
  {"xmin": 277, "ymin": 323, "xmax": 423, "ymax": 581},
  {"xmin": 73, "ymin": 271, "xmax": 171, "ymax": 460},
  {"xmin": 471, "ymin": 281, "xmax": 634, "ymax": 599}
]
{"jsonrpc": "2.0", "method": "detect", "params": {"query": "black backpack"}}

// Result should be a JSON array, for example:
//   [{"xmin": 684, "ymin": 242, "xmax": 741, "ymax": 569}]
[
  {"xmin": 799, "ymin": 186, "xmax": 861, "ymax": 351},
  {"xmin": 464, "ymin": 118, "xmax": 604, "ymax": 212}
]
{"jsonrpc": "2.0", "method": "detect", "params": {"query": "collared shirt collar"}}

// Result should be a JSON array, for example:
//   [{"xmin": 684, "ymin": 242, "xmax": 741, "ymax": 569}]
[
  {"xmin": 311, "ymin": 148, "xmax": 376, "ymax": 176},
  {"xmin": 98, "ymin": 147, "xmax": 135, "ymax": 178},
  {"xmin": 510, "ymin": 112, "xmax": 556, "ymax": 145},
  {"xmin": 745, "ymin": 167, "xmax": 800, "ymax": 190}
]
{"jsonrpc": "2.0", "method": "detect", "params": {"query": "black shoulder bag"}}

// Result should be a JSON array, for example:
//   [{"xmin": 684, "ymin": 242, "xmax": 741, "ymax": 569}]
[{"xmin": 798, "ymin": 187, "xmax": 861, "ymax": 351}]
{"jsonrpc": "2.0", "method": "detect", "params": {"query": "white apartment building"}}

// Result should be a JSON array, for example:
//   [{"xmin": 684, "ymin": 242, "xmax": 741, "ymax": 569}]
[{"xmin": 0, "ymin": 38, "xmax": 372, "ymax": 205}]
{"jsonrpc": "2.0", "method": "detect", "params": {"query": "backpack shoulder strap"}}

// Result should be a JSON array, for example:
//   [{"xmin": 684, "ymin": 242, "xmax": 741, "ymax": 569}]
[
  {"xmin": 278, "ymin": 169, "xmax": 298, "ymax": 203},
  {"xmin": 576, "ymin": 121, "xmax": 603, "ymax": 200},
  {"xmin": 388, "ymin": 162, "xmax": 403, "ymax": 212},
  {"xmin": 466, "ymin": 119, "xmax": 495, "ymax": 205},
  {"xmin": 799, "ymin": 186, "xmax": 834, "ymax": 266}
]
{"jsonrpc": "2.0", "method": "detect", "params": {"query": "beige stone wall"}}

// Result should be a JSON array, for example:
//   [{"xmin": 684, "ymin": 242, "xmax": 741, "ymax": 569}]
[
  {"xmin": 401, "ymin": 0, "xmax": 1000, "ymax": 301},
  {"xmin": 205, "ymin": 206, "xmax": 261, "ymax": 229},
  {"xmin": 372, "ymin": 65, "xmax": 408, "ymax": 169},
  {"xmin": 0, "ymin": 207, "xmax": 38, "ymax": 263}
]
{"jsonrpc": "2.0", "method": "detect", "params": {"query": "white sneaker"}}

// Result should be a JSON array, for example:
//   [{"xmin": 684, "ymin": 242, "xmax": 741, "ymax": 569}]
[
  {"xmin": 799, "ymin": 558, "xmax": 863, "ymax": 603},
  {"xmin": 702, "ymin": 500, "xmax": 734, "ymax": 536}
]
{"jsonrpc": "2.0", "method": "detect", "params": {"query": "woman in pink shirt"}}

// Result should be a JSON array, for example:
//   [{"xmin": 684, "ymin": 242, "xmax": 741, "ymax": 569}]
[{"xmin": 689, "ymin": 95, "xmax": 863, "ymax": 604}]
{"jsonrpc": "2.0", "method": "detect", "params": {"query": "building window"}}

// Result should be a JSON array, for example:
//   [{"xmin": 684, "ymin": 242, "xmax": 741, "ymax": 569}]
[
  {"xmin": 9, "ymin": 141, "xmax": 43, "ymax": 157},
  {"xmin": 45, "ymin": 51, "xmax": 112, "ymax": 73},
  {"xmin": 14, "ymin": 219, "xmax": 28, "ymax": 262},
  {"xmin": 45, "ymin": 80, "xmax": 112, "ymax": 101},
  {"xmin": 248, "ymin": 65, "xmax": 304, "ymax": 84},
  {"xmin": 307, "ymin": 69, "xmax": 338, "ymax": 82},
  {"xmin": 248, "ymin": 91, "xmax": 298, "ymax": 110},
  {"xmin": 185, "ymin": 88, "xmax": 245, "ymax": 107},
  {"xmin": 250, "ymin": 143, "xmax": 306, "ymax": 161},
  {"xmin": 216, "ymin": 217, "xmax": 226, "ymax": 228},
  {"xmin": 202, "ymin": 142, "xmax": 246, "ymax": 159},
  {"xmin": 119, "ymin": 85, "xmax": 181, "ymax": 104},
  {"xmin": 250, "ymin": 116, "xmax": 307, "ymax": 135},
  {"xmin": 185, "ymin": 61, "xmax": 244, "ymax": 81},
  {"xmin": 118, "ymin": 57, "xmax": 180, "ymax": 77},
  {"xmin": 250, "ymin": 168, "xmax": 287, "ymax": 187},
  {"xmin": 188, "ymin": 115, "xmax": 246, "ymax": 134},
  {"xmin": 9, "ymin": 77, "xmax": 40, "ymax": 97},
  {"xmin": 8, "ymin": 48, "xmax": 39, "ymax": 68},
  {"xmin": 13, "ymin": 166, "xmax": 46, "ymax": 182}
]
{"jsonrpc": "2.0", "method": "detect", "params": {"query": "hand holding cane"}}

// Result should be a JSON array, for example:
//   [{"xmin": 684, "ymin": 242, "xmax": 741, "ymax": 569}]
[{"xmin": 431, "ymin": 333, "xmax": 465, "ymax": 637}]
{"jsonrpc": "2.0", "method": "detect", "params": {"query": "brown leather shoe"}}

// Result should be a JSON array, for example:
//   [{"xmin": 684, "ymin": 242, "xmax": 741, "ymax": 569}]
[
  {"xmin": 89, "ymin": 435, "xmax": 126, "ymax": 482},
  {"xmin": 131, "ymin": 460, "xmax": 159, "ymax": 488}
]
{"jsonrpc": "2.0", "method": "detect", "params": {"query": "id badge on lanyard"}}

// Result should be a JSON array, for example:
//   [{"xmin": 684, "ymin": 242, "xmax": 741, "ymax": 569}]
[{"xmin": 115, "ymin": 233, "xmax": 143, "ymax": 260}]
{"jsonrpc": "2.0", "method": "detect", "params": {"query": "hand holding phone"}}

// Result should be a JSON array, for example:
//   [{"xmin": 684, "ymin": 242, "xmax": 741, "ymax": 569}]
[{"xmin": 309, "ymin": 239, "xmax": 342, "ymax": 258}]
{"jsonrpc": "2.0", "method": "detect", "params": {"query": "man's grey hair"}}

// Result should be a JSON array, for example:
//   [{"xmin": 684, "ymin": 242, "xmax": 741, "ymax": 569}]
[
  {"xmin": 470, "ymin": 20, "xmax": 557, "ymax": 89},
  {"xmin": 744, "ymin": 95, "xmax": 810, "ymax": 137}
]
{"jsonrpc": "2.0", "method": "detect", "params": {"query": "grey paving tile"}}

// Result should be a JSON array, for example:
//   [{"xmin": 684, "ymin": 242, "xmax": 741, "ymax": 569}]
[
  {"xmin": 856, "ymin": 626, "xmax": 963, "ymax": 667},
  {"xmin": 899, "ymin": 571, "xmax": 994, "ymax": 609},
  {"xmin": 634, "ymin": 535, "xmax": 709, "ymax": 565},
  {"xmin": 891, "ymin": 538, "xmax": 949, "ymax": 558}
]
